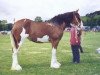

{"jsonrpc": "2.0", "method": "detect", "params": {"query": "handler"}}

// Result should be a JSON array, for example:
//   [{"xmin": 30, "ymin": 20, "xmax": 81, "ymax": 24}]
[{"xmin": 70, "ymin": 25, "xmax": 81, "ymax": 63}]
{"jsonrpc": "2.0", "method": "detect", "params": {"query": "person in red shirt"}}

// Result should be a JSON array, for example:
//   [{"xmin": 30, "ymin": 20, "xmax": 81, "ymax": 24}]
[
  {"xmin": 70, "ymin": 25, "xmax": 80, "ymax": 63},
  {"xmin": 77, "ymin": 27, "xmax": 83, "ymax": 53}
]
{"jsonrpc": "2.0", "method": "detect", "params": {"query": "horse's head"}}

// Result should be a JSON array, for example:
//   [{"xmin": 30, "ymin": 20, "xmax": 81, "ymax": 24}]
[
  {"xmin": 71, "ymin": 9, "xmax": 83, "ymax": 28},
  {"xmin": 48, "ymin": 10, "xmax": 83, "ymax": 30}
]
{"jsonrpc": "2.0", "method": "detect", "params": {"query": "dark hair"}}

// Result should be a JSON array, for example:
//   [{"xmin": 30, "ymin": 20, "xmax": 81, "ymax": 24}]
[{"xmin": 49, "ymin": 12, "xmax": 74, "ymax": 27}]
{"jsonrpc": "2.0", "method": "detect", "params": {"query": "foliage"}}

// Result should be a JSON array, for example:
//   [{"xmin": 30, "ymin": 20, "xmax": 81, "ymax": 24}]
[
  {"xmin": 35, "ymin": 16, "xmax": 43, "ymax": 22},
  {"xmin": 81, "ymin": 11, "xmax": 100, "ymax": 28},
  {"xmin": 0, "ymin": 32, "xmax": 100, "ymax": 75},
  {"xmin": 0, "ymin": 20, "xmax": 13, "ymax": 31},
  {"xmin": 0, "ymin": 10, "xmax": 100, "ymax": 31},
  {"xmin": 86, "ymin": 11, "xmax": 100, "ymax": 17},
  {"xmin": 0, "ymin": 20, "xmax": 7, "ymax": 31},
  {"xmin": 6, "ymin": 23, "xmax": 13, "ymax": 31}
]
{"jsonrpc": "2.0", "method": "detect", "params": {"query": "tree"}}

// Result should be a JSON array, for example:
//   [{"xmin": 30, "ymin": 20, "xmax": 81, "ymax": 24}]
[
  {"xmin": 0, "ymin": 20, "xmax": 13, "ymax": 31},
  {"xmin": 7, "ymin": 23, "xmax": 13, "ymax": 31},
  {"xmin": 0, "ymin": 20, "xmax": 7, "ymax": 31},
  {"xmin": 34, "ymin": 16, "xmax": 43, "ymax": 22},
  {"xmin": 81, "ymin": 10, "xmax": 100, "ymax": 28},
  {"xmin": 0, "ymin": 20, "xmax": 2, "ymax": 31},
  {"xmin": 1, "ymin": 20, "xmax": 7, "ymax": 30}
]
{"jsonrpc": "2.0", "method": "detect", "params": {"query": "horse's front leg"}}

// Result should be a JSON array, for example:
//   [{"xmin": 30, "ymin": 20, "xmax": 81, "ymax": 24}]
[{"xmin": 50, "ymin": 40, "xmax": 61, "ymax": 68}]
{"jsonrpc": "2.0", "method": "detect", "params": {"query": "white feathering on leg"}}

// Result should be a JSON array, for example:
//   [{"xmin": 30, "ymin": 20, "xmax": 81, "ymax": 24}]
[{"xmin": 50, "ymin": 47, "xmax": 61, "ymax": 68}]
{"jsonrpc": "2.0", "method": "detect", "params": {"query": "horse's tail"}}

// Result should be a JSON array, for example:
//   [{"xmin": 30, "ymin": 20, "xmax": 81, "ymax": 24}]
[{"xmin": 10, "ymin": 31, "xmax": 16, "ymax": 49}]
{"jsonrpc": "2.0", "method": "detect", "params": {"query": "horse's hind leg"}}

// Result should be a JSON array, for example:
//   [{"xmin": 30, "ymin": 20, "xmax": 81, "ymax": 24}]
[
  {"xmin": 10, "ymin": 28, "xmax": 29, "ymax": 70},
  {"xmin": 50, "ymin": 39, "xmax": 61, "ymax": 68},
  {"xmin": 11, "ymin": 47, "xmax": 22, "ymax": 70},
  {"xmin": 10, "ymin": 32, "xmax": 22, "ymax": 70}
]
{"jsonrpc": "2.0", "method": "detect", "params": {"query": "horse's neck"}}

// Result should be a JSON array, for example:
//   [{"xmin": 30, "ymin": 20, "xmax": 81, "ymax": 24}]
[{"xmin": 59, "ymin": 22, "xmax": 66, "ymax": 31}]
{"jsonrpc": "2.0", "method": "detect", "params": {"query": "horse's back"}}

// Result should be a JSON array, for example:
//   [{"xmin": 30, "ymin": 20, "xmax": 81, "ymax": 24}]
[{"xmin": 12, "ymin": 19, "xmax": 31, "ymax": 29}]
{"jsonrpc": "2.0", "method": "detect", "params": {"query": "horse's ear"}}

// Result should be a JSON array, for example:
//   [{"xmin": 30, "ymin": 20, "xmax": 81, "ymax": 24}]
[{"xmin": 75, "ymin": 9, "xmax": 79, "ymax": 13}]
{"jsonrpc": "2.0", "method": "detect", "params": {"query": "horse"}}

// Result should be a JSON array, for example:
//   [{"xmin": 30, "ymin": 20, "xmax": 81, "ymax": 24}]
[{"xmin": 10, "ymin": 10, "xmax": 83, "ymax": 70}]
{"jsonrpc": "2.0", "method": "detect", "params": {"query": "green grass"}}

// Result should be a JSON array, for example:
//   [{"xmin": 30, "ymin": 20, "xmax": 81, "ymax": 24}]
[{"xmin": 0, "ymin": 32, "xmax": 100, "ymax": 75}]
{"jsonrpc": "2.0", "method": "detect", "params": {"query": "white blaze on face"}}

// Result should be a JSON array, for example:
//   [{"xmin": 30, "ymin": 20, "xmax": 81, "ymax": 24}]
[
  {"xmin": 70, "ymin": 23, "xmax": 75, "ymax": 27},
  {"xmin": 37, "ymin": 35, "xmax": 49, "ymax": 42},
  {"xmin": 80, "ymin": 21, "xmax": 84, "ymax": 28}
]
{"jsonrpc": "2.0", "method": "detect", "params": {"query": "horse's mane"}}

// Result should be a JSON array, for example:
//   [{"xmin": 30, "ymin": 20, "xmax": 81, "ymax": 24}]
[{"xmin": 49, "ymin": 11, "xmax": 74, "ymax": 26}]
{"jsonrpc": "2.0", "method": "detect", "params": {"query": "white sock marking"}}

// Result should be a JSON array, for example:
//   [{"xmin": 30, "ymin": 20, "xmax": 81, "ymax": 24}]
[
  {"xmin": 51, "ymin": 48, "xmax": 57, "ymax": 62},
  {"xmin": 11, "ymin": 48, "xmax": 22, "ymax": 70},
  {"xmin": 12, "ymin": 48, "xmax": 18, "ymax": 67},
  {"xmin": 51, "ymin": 47, "xmax": 61, "ymax": 68}
]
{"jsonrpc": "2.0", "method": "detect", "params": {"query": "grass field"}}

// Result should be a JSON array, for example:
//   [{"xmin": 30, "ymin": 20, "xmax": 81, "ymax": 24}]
[{"xmin": 0, "ymin": 32, "xmax": 100, "ymax": 75}]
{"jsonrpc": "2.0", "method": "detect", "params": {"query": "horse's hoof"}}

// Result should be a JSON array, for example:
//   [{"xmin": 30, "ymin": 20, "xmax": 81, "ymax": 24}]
[
  {"xmin": 50, "ymin": 62, "xmax": 61, "ymax": 68},
  {"xmin": 11, "ymin": 65, "xmax": 22, "ymax": 71}
]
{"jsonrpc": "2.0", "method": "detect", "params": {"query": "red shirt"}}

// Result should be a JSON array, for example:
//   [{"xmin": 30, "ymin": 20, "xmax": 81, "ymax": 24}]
[{"xmin": 70, "ymin": 27, "xmax": 80, "ymax": 45}]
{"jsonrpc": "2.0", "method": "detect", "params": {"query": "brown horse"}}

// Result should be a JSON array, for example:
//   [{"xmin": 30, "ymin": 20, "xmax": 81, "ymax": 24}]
[{"xmin": 10, "ymin": 10, "xmax": 83, "ymax": 70}]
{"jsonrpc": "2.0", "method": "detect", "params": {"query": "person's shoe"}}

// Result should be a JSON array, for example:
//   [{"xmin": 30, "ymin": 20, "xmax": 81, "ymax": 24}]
[{"xmin": 73, "ymin": 61, "xmax": 80, "ymax": 64}]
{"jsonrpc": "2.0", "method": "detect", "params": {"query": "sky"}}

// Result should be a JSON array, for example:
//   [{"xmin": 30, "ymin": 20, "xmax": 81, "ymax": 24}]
[{"xmin": 0, "ymin": 0, "xmax": 100, "ymax": 23}]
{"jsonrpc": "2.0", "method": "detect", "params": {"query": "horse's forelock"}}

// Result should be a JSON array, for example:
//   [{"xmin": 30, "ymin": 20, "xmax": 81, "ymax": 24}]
[
  {"xmin": 74, "ymin": 12, "xmax": 81, "ymax": 22},
  {"xmin": 73, "ymin": 12, "xmax": 84, "ymax": 28}
]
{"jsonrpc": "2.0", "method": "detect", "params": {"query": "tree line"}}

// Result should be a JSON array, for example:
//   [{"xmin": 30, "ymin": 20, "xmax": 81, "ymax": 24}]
[
  {"xmin": 0, "ymin": 11, "xmax": 100, "ymax": 31},
  {"xmin": 0, "ymin": 16, "xmax": 43, "ymax": 31},
  {"xmin": 0, "ymin": 20, "xmax": 12, "ymax": 31},
  {"xmin": 82, "ymin": 10, "xmax": 100, "ymax": 28}
]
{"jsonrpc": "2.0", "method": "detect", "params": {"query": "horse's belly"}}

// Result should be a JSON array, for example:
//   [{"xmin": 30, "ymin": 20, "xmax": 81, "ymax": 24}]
[
  {"xmin": 37, "ymin": 35, "xmax": 50, "ymax": 43},
  {"xmin": 28, "ymin": 35, "xmax": 50, "ymax": 43}
]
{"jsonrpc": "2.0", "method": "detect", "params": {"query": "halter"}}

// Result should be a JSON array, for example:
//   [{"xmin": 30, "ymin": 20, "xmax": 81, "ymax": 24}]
[
  {"xmin": 75, "ymin": 16, "xmax": 79, "ymax": 25},
  {"xmin": 75, "ymin": 15, "xmax": 84, "ymax": 29}
]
